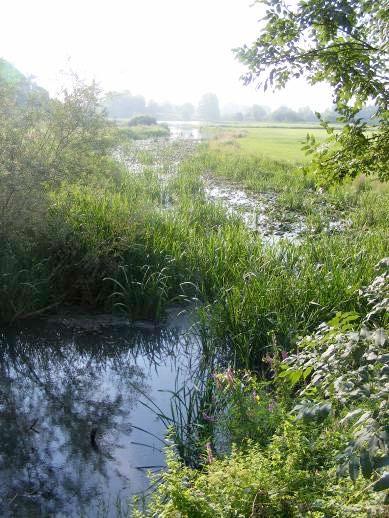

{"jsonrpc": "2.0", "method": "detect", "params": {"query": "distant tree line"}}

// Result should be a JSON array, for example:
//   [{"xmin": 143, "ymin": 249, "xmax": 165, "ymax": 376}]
[{"xmin": 104, "ymin": 90, "xmax": 378, "ymax": 125}]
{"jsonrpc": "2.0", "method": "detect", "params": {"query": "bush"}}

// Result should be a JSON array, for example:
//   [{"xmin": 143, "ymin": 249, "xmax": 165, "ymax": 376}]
[
  {"xmin": 128, "ymin": 115, "xmax": 157, "ymax": 126},
  {"xmin": 137, "ymin": 263, "xmax": 389, "ymax": 517}
]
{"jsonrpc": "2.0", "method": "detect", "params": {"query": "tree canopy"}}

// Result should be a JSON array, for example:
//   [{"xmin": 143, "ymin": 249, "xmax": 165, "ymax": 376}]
[
  {"xmin": 234, "ymin": 0, "xmax": 389, "ymax": 183},
  {"xmin": 198, "ymin": 93, "xmax": 220, "ymax": 121}
]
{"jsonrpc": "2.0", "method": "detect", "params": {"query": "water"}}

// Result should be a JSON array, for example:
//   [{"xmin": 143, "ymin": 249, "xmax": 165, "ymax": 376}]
[
  {"xmin": 160, "ymin": 121, "xmax": 203, "ymax": 141},
  {"xmin": 0, "ymin": 310, "xmax": 200, "ymax": 517},
  {"xmin": 204, "ymin": 177, "xmax": 307, "ymax": 242}
]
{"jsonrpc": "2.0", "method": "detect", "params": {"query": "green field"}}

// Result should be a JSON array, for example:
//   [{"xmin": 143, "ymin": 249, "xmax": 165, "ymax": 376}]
[{"xmin": 205, "ymin": 124, "xmax": 328, "ymax": 162}]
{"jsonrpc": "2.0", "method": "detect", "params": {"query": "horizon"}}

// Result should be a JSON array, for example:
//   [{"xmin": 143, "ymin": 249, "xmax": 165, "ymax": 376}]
[{"xmin": 0, "ymin": 0, "xmax": 333, "ymax": 110}]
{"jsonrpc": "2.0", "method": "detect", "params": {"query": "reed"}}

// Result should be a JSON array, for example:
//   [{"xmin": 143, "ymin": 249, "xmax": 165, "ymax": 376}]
[{"xmin": 1, "ymin": 137, "xmax": 387, "ymax": 370}]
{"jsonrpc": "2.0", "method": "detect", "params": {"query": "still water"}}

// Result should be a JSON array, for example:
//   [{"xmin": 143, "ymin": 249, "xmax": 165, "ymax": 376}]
[
  {"xmin": 161, "ymin": 121, "xmax": 203, "ymax": 141},
  {"xmin": 0, "ymin": 311, "xmax": 199, "ymax": 517}
]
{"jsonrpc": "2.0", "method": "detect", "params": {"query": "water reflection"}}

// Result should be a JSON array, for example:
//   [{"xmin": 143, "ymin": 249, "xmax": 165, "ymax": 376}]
[
  {"xmin": 0, "ymin": 316, "xmax": 198, "ymax": 517},
  {"xmin": 163, "ymin": 121, "xmax": 203, "ymax": 141}
]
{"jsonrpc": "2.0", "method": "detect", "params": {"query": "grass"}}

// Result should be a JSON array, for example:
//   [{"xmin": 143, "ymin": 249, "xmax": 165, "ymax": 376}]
[
  {"xmin": 41, "ymin": 144, "xmax": 386, "ymax": 368},
  {"xmin": 3, "ymin": 79, "xmax": 388, "ymax": 516},
  {"xmin": 205, "ymin": 124, "xmax": 328, "ymax": 162},
  {"xmin": 1, "ymin": 117, "xmax": 388, "ymax": 368},
  {"xmin": 1, "ymin": 108, "xmax": 388, "ymax": 516},
  {"xmin": 118, "ymin": 124, "xmax": 170, "ymax": 140}
]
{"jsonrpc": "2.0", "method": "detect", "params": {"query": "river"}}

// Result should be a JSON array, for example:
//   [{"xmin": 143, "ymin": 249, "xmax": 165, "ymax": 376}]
[{"xmin": 0, "ymin": 308, "xmax": 200, "ymax": 517}]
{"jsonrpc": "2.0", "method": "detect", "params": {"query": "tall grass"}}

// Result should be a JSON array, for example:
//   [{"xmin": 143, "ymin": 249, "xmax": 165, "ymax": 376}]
[{"xmin": 1, "ymin": 129, "xmax": 387, "ymax": 368}]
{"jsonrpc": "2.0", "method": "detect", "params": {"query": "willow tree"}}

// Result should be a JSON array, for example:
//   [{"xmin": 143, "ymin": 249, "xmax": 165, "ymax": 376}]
[{"xmin": 234, "ymin": 0, "xmax": 389, "ymax": 183}]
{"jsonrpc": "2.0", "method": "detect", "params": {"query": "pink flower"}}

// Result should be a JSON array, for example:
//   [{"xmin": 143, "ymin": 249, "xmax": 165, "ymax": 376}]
[{"xmin": 268, "ymin": 401, "xmax": 276, "ymax": 412}]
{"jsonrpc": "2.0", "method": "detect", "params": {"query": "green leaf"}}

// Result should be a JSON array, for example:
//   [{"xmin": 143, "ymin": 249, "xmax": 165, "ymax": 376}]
[
  {"xmin": 289, "ymin": 369, "xmax": 303, "ymax": 387},
  {"xmin": 373, "ymin": 456, "xmax": 389, "ymax": 470},
  {"xmin": 360, "ymin": 449, "xmax": 373, "ymax": 478},
  {"xmin": 349, "ymin": 456, "xmax": 360, "ymax": 482},
  {"xmin": 373, "ymin": 472, "xmax": 389, "ymax": 492}
]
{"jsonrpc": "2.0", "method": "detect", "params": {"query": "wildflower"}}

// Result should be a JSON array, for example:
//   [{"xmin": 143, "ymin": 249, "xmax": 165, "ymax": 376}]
[
  {"xmin": 202, "ymin": 412, "xmax": 215, "ymax": 422},
  {"xmin": 281, "ymin": 350, "xmax": 288, "ymax": 360},
  {"xmin": 268, "ymin": 401, "xmax": 276, "ymax": 412},
  {"xmin": 252, "ymin": 390, "xmax": 260, "ymax": 402}
]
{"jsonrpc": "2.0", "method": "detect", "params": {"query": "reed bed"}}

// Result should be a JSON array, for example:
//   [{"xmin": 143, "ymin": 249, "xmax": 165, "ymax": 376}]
[{"xmin": 1, "ymin": 138, "xmax": 388, "ymax": 368}]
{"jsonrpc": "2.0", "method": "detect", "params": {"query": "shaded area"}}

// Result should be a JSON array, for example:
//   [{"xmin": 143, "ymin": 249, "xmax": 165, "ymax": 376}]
[{"xmin": 0, "ymin": 313, "xmax": 198, "ymax": 517}]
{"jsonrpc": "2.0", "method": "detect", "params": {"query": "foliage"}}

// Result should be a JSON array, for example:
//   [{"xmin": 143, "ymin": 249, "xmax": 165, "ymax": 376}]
[
  {"xmin": 1, "ymin": 126, "xmax": 388, "ymax": 359},
  {"xmin": 136, "ymin": 424, "xmax": 384, "ymax": 517},
  {"xmin": 104, "ymin": 90, "xmax": 146, "ymax": 118},
  {"xmin": 198, "ymin": 93, "xmax": 220, "ymax": 121},
  {"xmin": 0, "ymin": 75, "xmax": 120, "ymax": 243},
  {"xmin": 278, "ymin": 259, "xmax": 389, "ymax": 487},
  {"xmin": 234, "ymin": 0, "xmax": 389, "ymax": 183},
  {"xmin": 0, "ymin": 58, "xmax": 24, "ymax": 85},
  {"xmin": 128, "ymin": 115, "xmax": 157, "ymax": 126},
  {"xmin": 119, "ymin": 123, "xmax": 170, "ymax": 140},
  {"xmin": 210, "ymin": 370, "xmax": 286, "ymax": 450},
  {"xmin": 138, "ymin": 264, "xmax": 388, "ymax": 517},
  {"xmin": 302, "ymin": 115, "xmax": 389, "ymax": 184},
  {"xmin": 104, "ymin": 91, "xmax": 196, "ymax": 121}
]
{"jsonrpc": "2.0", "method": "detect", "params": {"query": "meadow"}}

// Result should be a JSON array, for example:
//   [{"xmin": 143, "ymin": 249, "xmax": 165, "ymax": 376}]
[{"xmin": 204, "ymin": 123, "xmax": 329, "ymax": 162}]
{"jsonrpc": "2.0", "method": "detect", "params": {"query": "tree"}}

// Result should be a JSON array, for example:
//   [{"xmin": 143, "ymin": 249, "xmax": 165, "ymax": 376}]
[
  {"xmin": 198, "ymin": 93, "xmax": 220, "ymax": 121},
  {"xmin": 297, "ymin": 106, "xmax": 317, "ymax": 122},
  {"xmin": 128, "ymin": 115, "xmax": 157, "ymax": 126},
  {"xmin": 0, "ymin": 72, "xmax": 118, "ymax": 242},
  {"xmin": 104, "ymin": 91, "xmax": 146, "ymax": 119},
  {"xmin": 179, "ymin": 102, "xmax": 195, "ymax": 121},
  {"xmin": 234, "ymin": 0, "xmax": 389, "ymax": 183},
  {"xmin": 271, "ymin": 105, "xmax": 301, "ymax": 122},
  {"xmin": 251, "ymin": 104, "xmax": 268, "ymax": 121}
]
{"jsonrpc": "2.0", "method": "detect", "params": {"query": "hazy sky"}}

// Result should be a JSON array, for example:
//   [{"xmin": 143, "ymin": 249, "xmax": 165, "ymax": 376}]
[{"xmin": 1, "ymin": 0, "xmax": 333, "ymax": 109}]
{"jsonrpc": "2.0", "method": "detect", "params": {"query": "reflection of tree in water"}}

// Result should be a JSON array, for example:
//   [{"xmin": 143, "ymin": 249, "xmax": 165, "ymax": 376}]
[{"xmin": 0, "ymin": 322, "xmax": 186, "ymax": 516}]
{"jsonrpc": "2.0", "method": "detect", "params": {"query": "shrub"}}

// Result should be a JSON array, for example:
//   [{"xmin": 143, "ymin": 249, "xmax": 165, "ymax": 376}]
[{"xmin": 128, "ymin": 115, "xmax": 157, "ymax": 126}]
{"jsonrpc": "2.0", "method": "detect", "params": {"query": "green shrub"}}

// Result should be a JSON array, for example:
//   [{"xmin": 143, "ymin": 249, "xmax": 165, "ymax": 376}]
[
  {"xmin": 136, "ymin": 423, "xmax": 384, "ymax": 517},
  {"xmin": 128, "ymin": 115, "xmax": 157, "ymax": 126}
]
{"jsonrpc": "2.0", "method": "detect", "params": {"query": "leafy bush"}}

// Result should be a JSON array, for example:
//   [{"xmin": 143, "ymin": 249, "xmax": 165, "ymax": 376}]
[
  {"xmin": 120, "ymin": 124, "xmax": 170, "ymax": 140},
  {"xmin": 128, "ymin": 115, "xmax": 157, "ymax": 126},
  {"xmin": 0, "ymin": 75, "xmax": 120, "ymax": 244},
  {"xmin": 209, "ymin": 370, "xmax": 286, "ymax": 450},
  {"xmin": 136, "ymin": 423, "xmax": 384, "ymax": 517},
  {"xmin": 278, "ymin": 259, "xmax": 389, "ymax": 489}
]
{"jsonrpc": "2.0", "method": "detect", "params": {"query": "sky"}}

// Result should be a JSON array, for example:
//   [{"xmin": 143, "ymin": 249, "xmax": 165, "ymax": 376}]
[{"xmin": 0, "ymin": 0, "xmax": 333, "ymax": 110}]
